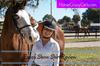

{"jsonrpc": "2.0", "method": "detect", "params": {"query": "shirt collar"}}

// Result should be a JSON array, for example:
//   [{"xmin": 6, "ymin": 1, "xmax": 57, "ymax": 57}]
[{"xmin": 39, "ymin": 38, "xmax": 52, "ymax": 48}]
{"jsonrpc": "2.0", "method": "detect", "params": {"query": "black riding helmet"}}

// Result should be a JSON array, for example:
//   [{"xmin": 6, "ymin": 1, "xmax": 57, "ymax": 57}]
[{"xmin": 42, "ymin": 20, "xmax": 56, "ymax": 31}]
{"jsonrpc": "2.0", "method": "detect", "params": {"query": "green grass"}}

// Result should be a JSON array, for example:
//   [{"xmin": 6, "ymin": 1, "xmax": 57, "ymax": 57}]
[
  {"xmin": 65, "ymin": 38, "xmax": 100, "ymax": 43},
  {"xmin": 64, "ymin": 47, "xmax": 100, "ymax": 66}
]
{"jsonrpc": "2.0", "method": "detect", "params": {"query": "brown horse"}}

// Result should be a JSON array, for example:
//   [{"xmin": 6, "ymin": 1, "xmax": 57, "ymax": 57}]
[
  {"xmin": 0, "ymin": 1, "xmax": 39, "ymax": 66},
  {"xmin": 36, "ymin": 22, "xmax": 65, "ymax": 66},
  {"xmin": 74, "ymin": 26, "xmax": 90, "ymax": 38}
]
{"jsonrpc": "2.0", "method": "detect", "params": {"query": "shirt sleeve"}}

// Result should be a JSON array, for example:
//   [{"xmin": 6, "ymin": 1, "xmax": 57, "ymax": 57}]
[{"xmin": 52, "ymin": 42, "xmax": 60, "ymax": 66}]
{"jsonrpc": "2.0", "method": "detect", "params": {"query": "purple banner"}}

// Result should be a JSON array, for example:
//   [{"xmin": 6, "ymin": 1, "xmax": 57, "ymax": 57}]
[{"xmin": 57, "ymin": 0, "xmax": 100, "ymax": 8}]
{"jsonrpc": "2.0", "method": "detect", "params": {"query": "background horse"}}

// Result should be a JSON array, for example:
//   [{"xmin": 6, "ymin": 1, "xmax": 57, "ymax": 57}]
[
  {"xmin": 1, "ymin": 1, "xmax": 38, "ymax": 66},
  {"xmin": 74, "ymin": 25, "xmax": 80, "ymax": 38},
  {"xmin": 74, "ymin": 26, "xmax": 90, "ymax": 38}
]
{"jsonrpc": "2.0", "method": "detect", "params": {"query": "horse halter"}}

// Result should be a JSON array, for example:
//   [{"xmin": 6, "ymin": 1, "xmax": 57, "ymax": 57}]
[
  {"xmin": 12, "ymin": 14, "xmax": 31, "ymax": 36},
  {"xmin": 12, "ymin": 13, "xmax": 33, "ymax": 56}
]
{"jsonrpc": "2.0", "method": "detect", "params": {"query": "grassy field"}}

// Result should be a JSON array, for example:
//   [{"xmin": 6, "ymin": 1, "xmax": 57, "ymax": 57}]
[
  {"xmin": 64, "ymin": 47, "xmax": 100, "ymax": 66},
  {"xmin": 65, "ymin": 38, "xmax": 100, "ymax": 43}
]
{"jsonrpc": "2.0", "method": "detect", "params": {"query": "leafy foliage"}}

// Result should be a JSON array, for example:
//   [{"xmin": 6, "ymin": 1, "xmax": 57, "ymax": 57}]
[
  {"xmin": 72, "ymin": 14, "xmax": 80, "ymax": 24},
  {"xmin": 0, "ymin": 0, "xmax": 39, "ymax": 17},
  {"xmin": 82, "ymin": 8, "xmax": 100, "ymax": 23},
  {"xmin": 62, "ymin": 16, "xmax": 71, "ymax": 23},
  {"xmin": 81, "ymin": 8, "xmax": 100, "ymax": 27}
]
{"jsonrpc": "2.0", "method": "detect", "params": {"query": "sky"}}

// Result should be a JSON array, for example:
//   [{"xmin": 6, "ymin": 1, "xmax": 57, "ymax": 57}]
[
  {"xmin": 0, "ymin": 0, "xmax": 87, "ymax": 21},
  {"xmin": 25, "ymin": 0, "xmax": 87, "ymax": 21}
]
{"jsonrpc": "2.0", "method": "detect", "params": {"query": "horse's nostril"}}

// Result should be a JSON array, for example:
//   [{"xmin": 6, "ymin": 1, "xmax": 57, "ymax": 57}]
[{"xmin": 29, "ymin": 36, "xmax": 32, "ymax": 42}]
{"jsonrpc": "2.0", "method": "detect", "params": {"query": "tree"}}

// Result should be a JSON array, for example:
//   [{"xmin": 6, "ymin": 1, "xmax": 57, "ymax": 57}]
[
  {"xmin": 81, "ymin": 18, "xmax": 91, "ymax": 27},
  {"xmin": 72, "ymin": 14, "xmax": 80, "ymax": 24},
  {"xmin": 82, "ymin": 8, "xmax": 100, "ymax": 23},
  {"xmin": 62, "ymin": 16, "xmax": 71, "ymax": 23},
  {"xmin": 0, "ymin": 0, "xmax": 39, "ymax": 17},
  {"xmin": 58, "ymin": 19, "xmax": 63, "ymax": 24}
]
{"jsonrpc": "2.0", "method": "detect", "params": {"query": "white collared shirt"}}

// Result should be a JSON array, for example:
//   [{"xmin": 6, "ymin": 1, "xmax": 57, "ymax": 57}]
[{"xmin": 28, "ymin": 38, "xmax": 60, "ymax": 66}]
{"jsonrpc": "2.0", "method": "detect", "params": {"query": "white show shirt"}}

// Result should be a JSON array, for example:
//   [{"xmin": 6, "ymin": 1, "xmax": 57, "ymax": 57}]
[{"xmin": 28, "ymin": 38, "xmax": 60, "ymax": 66}]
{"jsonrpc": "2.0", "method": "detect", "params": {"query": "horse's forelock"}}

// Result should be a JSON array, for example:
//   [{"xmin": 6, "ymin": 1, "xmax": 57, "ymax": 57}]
[{"xmin": 12, "ymin": 0, "xmax": 27, "ymax": 13}]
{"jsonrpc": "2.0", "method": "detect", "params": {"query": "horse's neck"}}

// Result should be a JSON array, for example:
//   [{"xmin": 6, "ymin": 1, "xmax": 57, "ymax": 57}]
[
  {"xmin": 52, "ymin": 26, "xmax": 59, "ymax": 40},
  {"xmin": 2, "ymin": 7, "xmax": 17, "ymax": 37}
]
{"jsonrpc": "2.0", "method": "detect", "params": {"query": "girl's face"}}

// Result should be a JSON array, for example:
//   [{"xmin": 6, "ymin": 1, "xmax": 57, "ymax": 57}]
[{"xmin": 42, "ymin": 27, "xmax": 54, "ymax": 38}]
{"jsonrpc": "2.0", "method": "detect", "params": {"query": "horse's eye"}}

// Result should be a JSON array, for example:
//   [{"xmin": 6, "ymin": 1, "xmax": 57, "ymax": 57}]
[{"xmin": 14, "ymin": 15, "xmax": 19, "ymax": 20}]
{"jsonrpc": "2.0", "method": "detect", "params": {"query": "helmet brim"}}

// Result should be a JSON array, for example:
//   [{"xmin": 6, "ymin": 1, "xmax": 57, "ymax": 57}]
[{"xmin": 44, "ymin": 26, "xmax": 55, "ymax": 31}]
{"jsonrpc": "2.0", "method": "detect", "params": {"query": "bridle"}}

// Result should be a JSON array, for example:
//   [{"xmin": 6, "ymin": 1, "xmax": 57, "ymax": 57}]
[
  {"xmin": 12, "ymin": 14, "xmax": 31, "ymax": 37},
  {"xmin": 12, "ymin": 11, "xmax": 33, "ymax": 58}
]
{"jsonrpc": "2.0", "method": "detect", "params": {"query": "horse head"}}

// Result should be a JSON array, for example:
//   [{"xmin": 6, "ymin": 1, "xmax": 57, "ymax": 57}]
[{"xmin": 12, "ymin": 0, "xmax": 39, "ymax": 45}]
